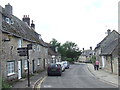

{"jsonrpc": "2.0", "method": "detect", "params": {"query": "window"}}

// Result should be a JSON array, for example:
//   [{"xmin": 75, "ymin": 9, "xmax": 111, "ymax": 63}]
[
  {"xmin": 5, "ymin": 18, "xmax": 10, "ymax": 24},
  {"xmin": 18, "ymin": 39, "xmax": 22, "ymax": 48},
  {"xmin": 24, "ymin": 60, "xmax": 28, "ymax": 69},
  {"xmin": 7, "ymin": 61, "xmax": 15, "ymax": 76},
  {"xmin": 11, "ymin": 19, "xmax": 14, "ymax": 24},
  {"xmin": 37, "ymin": 59, "xmax": 41, "ymax": 65}
]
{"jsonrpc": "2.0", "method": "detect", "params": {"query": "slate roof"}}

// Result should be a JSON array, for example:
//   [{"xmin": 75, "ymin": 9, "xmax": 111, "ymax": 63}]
[
  {"xmin": 95, "ymin": 30, "xmax": 119, "ymax": 50},
  {"xmin": 81, "ymin": 49, "xmax": 94, "ymax": 57},
  {"xmin": 45, "ymin": 42, "xmax": 61, "ymax": 56},
  {"xmin": 100, "ymin": 38, "xmax": 118, "ymax": 55},
  {"xmin": 1, "ymin": 6, "xmax": 47, "ymax": 47}
]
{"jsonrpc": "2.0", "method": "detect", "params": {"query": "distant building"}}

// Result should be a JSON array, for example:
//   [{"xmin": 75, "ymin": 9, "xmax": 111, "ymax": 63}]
[{"xmin": 78, "ymin": 47, "xmax": 95, "ymax": 62}]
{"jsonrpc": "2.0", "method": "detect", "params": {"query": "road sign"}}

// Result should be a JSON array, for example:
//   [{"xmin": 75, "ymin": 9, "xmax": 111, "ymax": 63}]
[
  {"xmin": 27, "ymin": 44, "xmax": 32, "ymax": 50},
  {"xmin": 17, "ymin": 47, "xmax": 27, "ymax": 56}
]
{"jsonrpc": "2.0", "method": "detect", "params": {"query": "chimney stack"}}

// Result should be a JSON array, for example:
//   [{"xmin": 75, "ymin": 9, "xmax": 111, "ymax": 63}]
[
  {"xmin": 90, "ymin": 47, "xmax": 92, "ymax": 50},
  {"xmin": 22, "ymin": 15, "xmax": 30, "ymax": 26},
  {"xmin": 107, "ymin": 29, "xmax": 111, "ymax": 35},
  {"xmin": 82, "ymin": 48, "xmax": 84, "ymax": 52},
  {"xmin": 5, "ymin": 3, "xmax": 13, "ymax": 15},
  {"xmin": 31, "ymin": 20, "xmax": 35, "ymax": 29}
]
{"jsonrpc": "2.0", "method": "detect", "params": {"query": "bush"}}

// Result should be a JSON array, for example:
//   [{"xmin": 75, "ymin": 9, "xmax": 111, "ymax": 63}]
[
  {"xmin": 1, "ymin": 79, "xmax": 11, "ymax": 88},
  {"xmin": 65, "ymin": 58, "xmax": 73, "ymax": 63}
]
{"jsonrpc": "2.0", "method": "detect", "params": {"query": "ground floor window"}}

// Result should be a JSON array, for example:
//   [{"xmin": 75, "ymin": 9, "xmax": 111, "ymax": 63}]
[
  {"xmin": 24, "ymin": 60, "xmax": 28, "ymax": 69},
  {"xmin": 38, "ymin": 58, "xmax": 41, "ymax": 65},
  {"xmin": 7, "ymin": 61, "xmax": 15, "ymax": 76}
]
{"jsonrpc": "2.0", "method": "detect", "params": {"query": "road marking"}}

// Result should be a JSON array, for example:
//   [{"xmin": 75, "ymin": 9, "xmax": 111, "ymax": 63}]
[
  {"xmin": 38, "ymin": 76, "xmax": 47, "ymax": 89},
  {"xmin": 43, "ymin": 85, "xmax": 52, "ymax": 88}
]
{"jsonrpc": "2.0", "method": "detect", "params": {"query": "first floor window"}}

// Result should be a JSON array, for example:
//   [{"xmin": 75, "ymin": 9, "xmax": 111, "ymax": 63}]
[
  {"xmin": 24, "ymin": 60, "xmax": 28, "ymax": 69},
  {"xmin": 7, "ymin": 61, "xmax": 15, "ymax": 76}
]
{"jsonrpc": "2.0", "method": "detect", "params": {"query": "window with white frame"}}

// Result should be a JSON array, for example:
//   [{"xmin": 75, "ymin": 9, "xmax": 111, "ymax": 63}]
[
  {"xmin": 18, "ymin": 39, "xmax": 22, "ymax": 48},
  {"xmin": 38, "ymin": 58, "xmax": 41, "ymax": 65},
  {"xmin": 7, "ymin": 61, "xmax": 15, "ymax": 76},
  {"xmin": 24, "ymin": 60, "xmax": 28, "ymax": 69}
]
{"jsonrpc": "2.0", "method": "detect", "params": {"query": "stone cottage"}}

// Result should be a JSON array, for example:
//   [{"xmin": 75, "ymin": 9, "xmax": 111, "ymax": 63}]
[
  {"xmin": 78, "ymin": 47, "xmax": 95, "ymax": 63},
  {"xmin": 95, "ymin": 29, "xmax": 119, "ymax": 74},
  {"xmin": 45, "ymin": 43, "xmax": 61, "ymax": 64},
  {"xmin": 0, "ymin": 3, "xmax": 50, "ymax": 81}
]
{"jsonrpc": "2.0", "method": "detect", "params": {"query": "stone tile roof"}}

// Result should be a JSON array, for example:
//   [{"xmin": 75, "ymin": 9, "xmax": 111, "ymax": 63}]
[
  {"xmin": 45, "ymin": 42, "xmax": 61, "ymax": 56},
  {"xmin": 95, "ymin": 30, "xmax": 119, "ymax": 50},
  {"xmin": 81, "ymin": 50, "xmax": 94, "ymax": 57},
  {"xmin": 1, "ymin": 7, "xmax": 47, "ymax": 47},
  {"xmin": 100, "ymin": 38, "xmax": 118, "ymax": 55}
]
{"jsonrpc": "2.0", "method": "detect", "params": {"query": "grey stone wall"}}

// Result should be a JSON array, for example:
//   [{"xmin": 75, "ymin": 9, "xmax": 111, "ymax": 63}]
[{"xmin": 0, "ymin": 5, "xmax": 3, "ymax": 89}]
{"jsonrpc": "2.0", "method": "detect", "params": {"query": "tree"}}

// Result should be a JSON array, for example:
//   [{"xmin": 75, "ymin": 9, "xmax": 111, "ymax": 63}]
[
  {"xmin": 60, "ymin": 41, "xmax": 81, "ymax": 61},
  {"xmin": 49, "ymin": 39, "xmax": 82, "ymax": 62}
]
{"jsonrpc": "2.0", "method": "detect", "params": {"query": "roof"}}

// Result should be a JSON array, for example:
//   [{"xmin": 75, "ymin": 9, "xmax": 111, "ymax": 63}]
[
  {"xmin": 1, "ymin": 6, "xmax": 47, "ymax": 47},
  {"xmin": 81, "ymin": 49, "xmax": 94, "ymax": 56},
  {"xmin": 100, "ymin": 38, "xmax": 118, "ymax": 56},
  {"xmin": 95, "ymin": 30, "xmax": 119, "ymax": 50}
]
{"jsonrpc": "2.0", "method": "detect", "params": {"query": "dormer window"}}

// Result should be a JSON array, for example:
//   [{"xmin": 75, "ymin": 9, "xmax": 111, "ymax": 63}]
[
  {"xmin": 11, "ymin": 19, "xmax": 14, "ymax": 24},
  {"xmin": 5, "ymin": 17, "xmax": 14, "ymax": 24},
  {"xmin": 5, "ymin": 17, "xmax": 10, "ymax": 24}
]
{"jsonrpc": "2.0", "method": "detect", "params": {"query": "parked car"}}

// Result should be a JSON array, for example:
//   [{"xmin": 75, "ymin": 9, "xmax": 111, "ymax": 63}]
[
  {"xmin": 47, "ymin": 63, "xmax": 62, "ymax": 76},
  {"xmin": 62, "ymin": 61, "xmax": 70, "ymax": 69},
  {"xmin": 56, "ymin": 62, "xmax": 65, "ymax": 72}
]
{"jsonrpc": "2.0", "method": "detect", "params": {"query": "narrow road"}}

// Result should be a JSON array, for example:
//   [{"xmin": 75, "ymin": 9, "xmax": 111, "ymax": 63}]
[{"xmin": 40, "ymin": 63, "xmax": 117, "ymax": 88}]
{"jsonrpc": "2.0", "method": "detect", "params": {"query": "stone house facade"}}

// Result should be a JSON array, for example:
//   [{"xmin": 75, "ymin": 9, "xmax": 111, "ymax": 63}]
[
  {"xmin": 78, "ymin": 47, "xmax": 95, "ymax": 62},
  {"xmin": 0, "ymin": 4, "xmax": 58, "ymax": 81},
  {"xmin": 95, "ymin": 29, "xmax": 119, "ymax": 74}
]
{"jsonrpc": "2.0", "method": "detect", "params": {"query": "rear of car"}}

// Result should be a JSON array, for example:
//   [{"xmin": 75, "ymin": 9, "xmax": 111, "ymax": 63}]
[
  {"xmin": 47, "ymin": 63, "xmax": 62, "ymax": 76},
  {"xmin": 62, "ymin": 61, "xmax": 70, "ymax": 69},
  {"xmin": 56, "ymin": 62, "xmax": 65, "ymax": 72}
]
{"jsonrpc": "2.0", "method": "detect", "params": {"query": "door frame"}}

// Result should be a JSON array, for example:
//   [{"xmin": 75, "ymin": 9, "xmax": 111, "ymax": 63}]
[{"xmin": 18, "ymin": 60, "xmax": 22, "ymax": 79}]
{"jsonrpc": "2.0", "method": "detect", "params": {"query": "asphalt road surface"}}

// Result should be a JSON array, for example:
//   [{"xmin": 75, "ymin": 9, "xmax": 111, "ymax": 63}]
[{"xmin": 40, "ymin": 63, "xmax": 117, "ymax": 88}]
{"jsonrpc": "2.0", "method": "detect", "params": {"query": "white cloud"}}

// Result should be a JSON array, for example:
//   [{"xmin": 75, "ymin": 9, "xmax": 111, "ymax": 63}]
[{"xmin": 0, "ymin": 0, "xmax": 119, "ymax": 49}]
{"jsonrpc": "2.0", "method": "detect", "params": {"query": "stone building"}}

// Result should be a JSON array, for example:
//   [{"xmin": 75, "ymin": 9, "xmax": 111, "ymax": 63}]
[
  {"xmin": 95, "ymin": 29, "xmax": 119, "ymax": 74},
  {"xmin": 0, "ymin": 3, "xmax": 53, "ymax": 81},
  {"xmin": 78, "ymin": 47, "xmax": 95, "ymax": 62}
]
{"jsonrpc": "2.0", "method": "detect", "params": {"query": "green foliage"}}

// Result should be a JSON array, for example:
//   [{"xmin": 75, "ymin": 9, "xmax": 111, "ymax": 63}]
[
  {"xmin": 2, "ymin": 79, "xmax": 11, "ymax": 88},
  {"xmin": 49, "ymin": 39, "xmax": 82, "ymax": 62},
  {"xmin": 90, "ymin": 55, "xmax": 96, "ymax": 64},
  {"xmin": 65, "ymin": 58, "xmax": 73, "ymax": 63}
]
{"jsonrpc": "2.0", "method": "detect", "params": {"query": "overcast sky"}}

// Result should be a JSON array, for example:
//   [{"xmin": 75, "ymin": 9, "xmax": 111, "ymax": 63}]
[{"xmin": 0, "ymin": 0, "xmax": 119, "ymax": 50}]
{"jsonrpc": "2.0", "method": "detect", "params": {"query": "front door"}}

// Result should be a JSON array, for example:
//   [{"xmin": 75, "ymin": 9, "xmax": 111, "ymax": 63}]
[{"xmin": 18, "ymin": 60, "xmax": 22, "ymax": 79}]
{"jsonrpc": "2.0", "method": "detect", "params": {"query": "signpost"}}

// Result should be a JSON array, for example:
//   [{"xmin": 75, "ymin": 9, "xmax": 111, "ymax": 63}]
[{"xmin": 17, "ymin": 44, "xmax": 32, "ymax": 87}]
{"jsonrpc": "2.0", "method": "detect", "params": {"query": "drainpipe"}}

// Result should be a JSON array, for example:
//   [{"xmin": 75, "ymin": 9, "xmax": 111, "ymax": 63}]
[{"xmin": 110, "ymin": 55, "xmax": 113, "ymax": 73}]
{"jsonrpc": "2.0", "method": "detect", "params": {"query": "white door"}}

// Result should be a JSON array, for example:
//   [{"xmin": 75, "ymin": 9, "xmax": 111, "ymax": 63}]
[
  {"xmin": 18, "ymin": 61, "xmax": 22, "ymax": 79},
  {"xmin": 102, "ymin": 56, "xmax": 105, "ymax": 68}
]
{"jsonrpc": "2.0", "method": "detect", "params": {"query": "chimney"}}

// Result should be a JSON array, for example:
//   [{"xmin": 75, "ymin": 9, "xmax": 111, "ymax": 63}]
[
  {"xmin": 90, "ymin": 47, "xmax": 92, "ymax": 50},
  {"xmin": 82, "ymin": 48, "xmax": 84, "ymax": 52},
  {"xmin": 5, "ymin": 3, "xmax": 13, "ymax": 15},
  {"xmin": 22, "ymin": 15, "xmax": 30, "ymax": 26},
  {"xmin": 31, "ymin": 20, "xmax": 35, "ymax": 29},
  {"xmin": 107, "ymin": 29, "xmax": 111, "ymax": 35}
]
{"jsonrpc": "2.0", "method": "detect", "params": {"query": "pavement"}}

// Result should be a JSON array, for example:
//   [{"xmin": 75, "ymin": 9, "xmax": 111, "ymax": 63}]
[
  {"xmin": 87, "ymin": 63, "xmax": 119, "ymax": 87},
  {"xmin": 11, "ymin": 63, "xmax": 119, "ymax": 88},
  {"xmin": 11, "ymin": 70, "xmax": 47, "ymax": 88}
]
